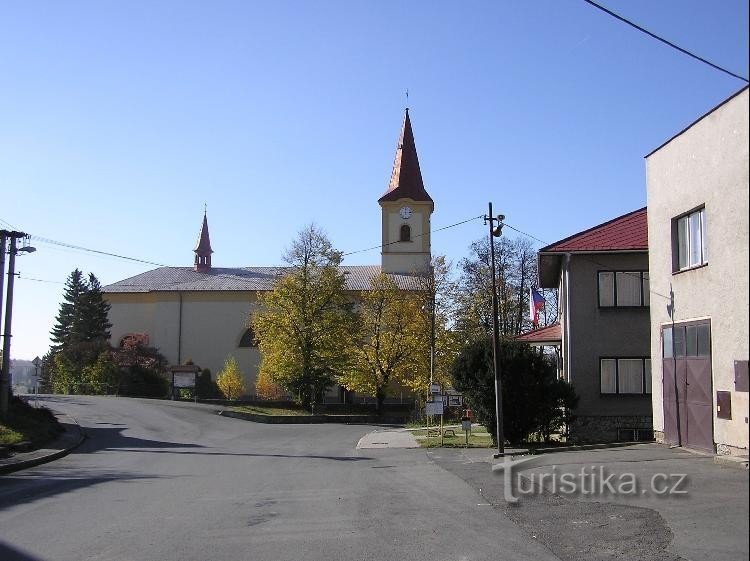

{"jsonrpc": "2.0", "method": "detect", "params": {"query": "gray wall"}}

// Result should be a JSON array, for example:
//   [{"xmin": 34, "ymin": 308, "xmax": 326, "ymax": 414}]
[{"xmin": 568, "ymin": 252, "xmax": 652, "ymax": 417}]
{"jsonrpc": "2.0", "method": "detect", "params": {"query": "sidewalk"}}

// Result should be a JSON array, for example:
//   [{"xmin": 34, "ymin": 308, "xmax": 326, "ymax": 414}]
[
  {"xmin": 356, "ymin": 427, "xmax": 419, "ymax": 449},
  {"xmin": 0, "ymin": 411, "xmax": 85, "ymax": 475},
  {"xmin": 428, "ymin": 443, "xmax": 749, "ymax": 561}
]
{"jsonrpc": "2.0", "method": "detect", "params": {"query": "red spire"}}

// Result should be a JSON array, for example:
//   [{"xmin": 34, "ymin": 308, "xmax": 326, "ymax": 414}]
[
  {"xmin": 378, "ymin": 109, "xmax": 433, "ymax": 204},
  {"xmin": 193, "ymin": 211, "xmax": 213, "ymax": 272}
]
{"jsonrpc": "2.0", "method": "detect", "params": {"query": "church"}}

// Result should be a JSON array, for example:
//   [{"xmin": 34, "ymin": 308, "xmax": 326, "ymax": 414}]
[{"xmin": 102, "ymin": 110, "xmax": 435, "ymax": 397}]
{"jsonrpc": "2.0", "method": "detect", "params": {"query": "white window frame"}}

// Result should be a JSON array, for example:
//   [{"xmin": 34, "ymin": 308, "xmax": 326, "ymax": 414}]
[{"xmin": 674, "ymin": 207, "xmax": 707, "ymax": 271}]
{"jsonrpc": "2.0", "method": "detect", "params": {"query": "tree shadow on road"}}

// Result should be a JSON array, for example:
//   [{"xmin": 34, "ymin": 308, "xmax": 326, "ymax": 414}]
[
  {"xmin": 0, "ymin": 467, "xmax": 161, "ymax": 512},
  {"xmin": 0, "ymin": 542, "xmax": 48, "ymax": 561}
]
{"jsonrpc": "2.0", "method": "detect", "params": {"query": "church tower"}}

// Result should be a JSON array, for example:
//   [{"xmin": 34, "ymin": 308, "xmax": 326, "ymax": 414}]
[
  {"xmin": 379, "ymin": 109, "xmax": 434, "ymax": 274},
  {"xmin": 194, "ymin": 211, "xmax": 213, "ymax": 272}
]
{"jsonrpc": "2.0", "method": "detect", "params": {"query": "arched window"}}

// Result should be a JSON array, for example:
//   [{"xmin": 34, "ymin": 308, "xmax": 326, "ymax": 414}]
[
  {"xmin": 400, "ymin": 224, "xmax": 411, "ymax": 242},
  {"xmin": 239, "ymin": 328, "xmax": 259, "ymax": 348}
]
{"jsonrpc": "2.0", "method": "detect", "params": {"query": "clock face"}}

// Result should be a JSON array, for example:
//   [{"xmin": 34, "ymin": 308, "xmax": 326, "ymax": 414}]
[{"xmin": 399, "ymin": 206, "xmax": 413, "ymax": 219}]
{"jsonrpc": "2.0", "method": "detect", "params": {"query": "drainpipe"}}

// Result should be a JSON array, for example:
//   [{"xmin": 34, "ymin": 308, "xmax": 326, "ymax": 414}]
[
  {"xmin": 563, "ymin": 253, "xmax": 572, "ymax": 384},
  {"xmin": 177, "ymin": 292, "xmax": 183, "ymax": 365}
]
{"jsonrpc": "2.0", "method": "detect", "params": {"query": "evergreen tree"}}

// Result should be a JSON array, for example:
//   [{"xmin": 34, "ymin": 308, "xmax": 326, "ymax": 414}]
[
  {"xmin": 50, "ymin": 269, "xmax": 87, "ymax": 350},
  {"xmin": 80, "ymin": 273, "xmax": 112, "ymax": 342}
]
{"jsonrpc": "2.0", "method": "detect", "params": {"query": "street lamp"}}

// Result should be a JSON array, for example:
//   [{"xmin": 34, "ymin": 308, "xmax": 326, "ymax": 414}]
[
  {"xmin": 0, "ymin": 231, "xmax": 36, "ymax": 420},
  {"xmin": 32, "ymin": 355, "xmax": 41, "ymax": 408},
  {"xmin": 483, "ymin": 203, "xmax": 505, "ymax": 457}
]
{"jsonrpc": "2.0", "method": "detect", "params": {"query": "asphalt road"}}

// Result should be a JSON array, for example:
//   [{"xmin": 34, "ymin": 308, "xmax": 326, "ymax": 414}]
[{"xmin": 0, "ymin": 395, "xmax": 556, "ymax": 561}]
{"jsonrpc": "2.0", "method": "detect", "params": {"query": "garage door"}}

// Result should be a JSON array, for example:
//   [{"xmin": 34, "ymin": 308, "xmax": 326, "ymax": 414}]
[{"xmin": 662, "ymin": 321, "xmax": 713, "ymax": 452}]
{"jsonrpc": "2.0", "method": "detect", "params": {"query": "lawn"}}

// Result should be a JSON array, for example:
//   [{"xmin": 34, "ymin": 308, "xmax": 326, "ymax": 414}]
[
  {"xmin": 414, "ymin": 425, "xmax": 494, "ymax": 448},
  {"xmin": 0, "ymin": 398, "xmax": 62, "ymax": 447},
  {"xmin": 230, "ymin": 404, "xmax": 312, "ymax": 416}
]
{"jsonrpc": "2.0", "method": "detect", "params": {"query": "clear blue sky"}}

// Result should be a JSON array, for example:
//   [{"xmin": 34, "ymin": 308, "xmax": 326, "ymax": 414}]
[{"xmin": 1, "ymin": 0, "xmax": 748, "ymax": 361}]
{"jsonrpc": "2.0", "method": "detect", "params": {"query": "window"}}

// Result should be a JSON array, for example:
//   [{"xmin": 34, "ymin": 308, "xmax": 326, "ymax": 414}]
[
  {"xmin": 673, "ymin": 207, "xmax": 707, "ymax": 271},
  {"xmin": 239, "ymin": 328, "xmax": 259, "ymax": 348},
  {"xmin": 662, "ymin": 322, "xmax": 710, "ymax": 358},
  {"xmin": 598, "ymin": 271, "xmax": 649, "ymax": 307},
  {"xmin": 600, "ymin": 358, "xmax": 652, "ymax": 395},
  {"xmin": 399, "ymin": 224, "xmax": 411, "ymax": 242}
]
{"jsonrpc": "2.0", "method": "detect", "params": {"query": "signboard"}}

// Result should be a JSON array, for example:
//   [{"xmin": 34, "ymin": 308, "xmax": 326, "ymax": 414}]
[
  {"xmin": 461, "ymin": 420, "xmax": 472, "ymax": 431},
  {"xmin": 425, "ymin": 400, "xmax": 444, "ymax": 416},
  {"xmin": 429, "ymin": 382, "xmax": 442, "ymax": 395},
  {"xmin": 173, "ymin": 372, "xmax": 196, "ymax": 388},
  {"xmin": 446, "ymin": 394, "xmax": 463, "ymax": 407}
]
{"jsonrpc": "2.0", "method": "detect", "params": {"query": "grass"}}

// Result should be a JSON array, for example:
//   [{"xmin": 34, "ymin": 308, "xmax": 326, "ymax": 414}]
[
  {"xmin": 414, "ymin": 425, "xmax": 494, "ymax": 448},
  {"xmin": 231, "ymin": 404, "xmax": 312, "ymax": 416},
  {"xmin": 0, "ymin": 398, "xmax": 62, "ymax": 447}
]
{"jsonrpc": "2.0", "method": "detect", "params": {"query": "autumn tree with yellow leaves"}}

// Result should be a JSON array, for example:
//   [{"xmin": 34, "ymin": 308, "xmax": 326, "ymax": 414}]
[{"xmin": 216, "ymin": 355, "xmax": 245, "ymax": 400}]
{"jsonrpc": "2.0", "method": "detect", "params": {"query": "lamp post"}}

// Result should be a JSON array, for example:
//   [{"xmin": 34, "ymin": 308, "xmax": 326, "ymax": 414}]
[
  {"xmin": 32, "ymin": 355, "xmax": 41, "ymax": 408},
  {"xmin": 483, "ymin": 203, "xmax": 505, "ymax": 457},
  {"xmin": 0, "ymin": 231, "xmax": 36, "ymax": 420}
]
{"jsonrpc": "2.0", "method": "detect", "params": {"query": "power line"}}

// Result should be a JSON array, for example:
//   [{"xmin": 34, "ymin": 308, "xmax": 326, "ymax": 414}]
[
  {"xmin": 31, "ymin": 235, "xmax": 169, "ymax": 268},
  {"xmin": 18, "ymin": 275, "xmax": 65, "ymax": 285},
  {"xmin": 582, "ymin": 0, "xmax": 749, "ymax": 83},
  {"xmin": 341, "ymin": 214, "xmax": 483, "ymax": 256}
]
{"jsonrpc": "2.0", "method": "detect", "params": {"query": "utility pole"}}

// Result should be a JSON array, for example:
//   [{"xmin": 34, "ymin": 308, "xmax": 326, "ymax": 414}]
[
  {"xmin": 484, "ymin": 204, "xmax": 505, "ymax": 457},
  {"xmin": 0, "ymin": 230, "xmax": 34, "ymax": 420}
]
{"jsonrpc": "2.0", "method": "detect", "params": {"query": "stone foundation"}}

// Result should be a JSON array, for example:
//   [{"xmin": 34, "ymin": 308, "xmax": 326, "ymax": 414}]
[
  {"xmin": 569, "ymin": 415, "xmax": 653, "ymax": 444},
  {"xmin": 716, "ymin": 442, "xmax": 749, "ymax": 457}
]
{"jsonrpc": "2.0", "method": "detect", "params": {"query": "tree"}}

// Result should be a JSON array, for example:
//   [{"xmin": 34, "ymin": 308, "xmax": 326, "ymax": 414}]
[
  {"xmin": 196, "ymin": 368, "xmax": 220, "ymax": 399},
  {"xmin": 79, "ymin": 274, "xmax": 112, "ymax": 342},
  {"xmin": 255, "ymin": 368, "xmax": 286, "ymax": 400},
  {"xmin": 253, "ymin": 225, "xmax": 354, "ymax": 410},
  {"xmin": 339, "ymin": 273, "xmax": 423, "ymax": 412},
  {"xmin": 216, "ymin": 356, "xmax": 245, "ymax": 401},
  {"xmin": 50, "ymin": 269, "xmax": 87, "ymax": 351},
  {"xmin": 450, "ymin": 338, "xmax": 578, "ymax": 444},
  {"xmin": 81, "ymin": 350, "xmax": 118, "ymax": 395},
  {"xmin": 112, "ymin": 333, "xmax": 168, "ymax": 397},
  {"xmin": 454, "ymin": 236, "xmax": 555, "ymax": 341},
  {"xmin": 405, "ymin": 256, "xmax": 460, "ymax": 397},
  {"xmin": 47, "ymin": 270, "xmax": 114, "ymax": 394}
]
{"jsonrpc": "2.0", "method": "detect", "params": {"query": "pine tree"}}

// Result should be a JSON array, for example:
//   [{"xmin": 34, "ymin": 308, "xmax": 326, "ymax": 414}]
[
  {"xmin": 80, "ymin": 273, "xmax": 112, "ymax": 342},
  {"xmin": 50, "ymin": 269, "xmax": 87, "ymax": 350}
]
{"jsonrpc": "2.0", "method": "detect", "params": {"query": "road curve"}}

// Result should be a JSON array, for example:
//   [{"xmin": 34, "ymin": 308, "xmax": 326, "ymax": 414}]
[{"xmin": 0, "ymin": 395, "xmax": 556, "ymax": 561}]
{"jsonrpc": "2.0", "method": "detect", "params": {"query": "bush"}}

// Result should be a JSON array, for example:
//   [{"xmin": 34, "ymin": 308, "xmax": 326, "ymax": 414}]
[
  {"xmin": 450, "ymin": 338, "xmax": 577, "ymax": 445},
  {"xmin": 196, "ymin": 368, "xmax": 220, "ymax": 399},
  {"xmin": 216, "ymin": 356, "xmax": 245, "ymax": 400}
]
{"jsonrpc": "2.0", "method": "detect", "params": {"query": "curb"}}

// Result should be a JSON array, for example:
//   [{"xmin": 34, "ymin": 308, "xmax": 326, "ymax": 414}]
[
  {"xmin": 0, "ymin": 411, "xmax": 86, "ymax": 475},
  {"xmin": 529, "ymin": 441, "xmax": 651, "ymax": 455},
  {"xmin": 714, "ymin": 455, "xmax": 749, "ymax": 470},
  {"xmin": 218, "ymin": 409, "xmax": 407, "ymax": 425}
]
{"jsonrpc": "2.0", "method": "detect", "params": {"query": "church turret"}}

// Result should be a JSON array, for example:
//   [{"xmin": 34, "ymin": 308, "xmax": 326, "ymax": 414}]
[
  {"xmin": 194, "ymin": 211, "xmax": 213, "ymax": 272},
  {"xmin": 379, "ymin": 109, "xmax": 433, "ymax": 274}
]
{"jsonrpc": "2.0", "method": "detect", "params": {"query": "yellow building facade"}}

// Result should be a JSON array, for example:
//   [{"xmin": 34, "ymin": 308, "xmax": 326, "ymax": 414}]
[{"xmin": 103, "ymin": 110, "xmax": 434, "ymax": 396}]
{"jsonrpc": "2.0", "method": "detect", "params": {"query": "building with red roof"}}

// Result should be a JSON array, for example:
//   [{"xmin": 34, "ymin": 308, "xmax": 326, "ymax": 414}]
[{"xmin": 522, "ymin": 207, "xmax": 653, "ymax": 443}]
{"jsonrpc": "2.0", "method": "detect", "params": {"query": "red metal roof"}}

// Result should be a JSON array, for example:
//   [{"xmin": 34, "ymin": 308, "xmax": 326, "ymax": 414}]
[
  {"xmin": 515, "ymin": 323, "xmax": 561, "ymax": 344},
  {"xmin": 540, "ymin": 207, "xmax": 648, "ymax": 253},
  {"xmin": 378, "ymin": 109, "xmax": 433, "ymax": 204}
]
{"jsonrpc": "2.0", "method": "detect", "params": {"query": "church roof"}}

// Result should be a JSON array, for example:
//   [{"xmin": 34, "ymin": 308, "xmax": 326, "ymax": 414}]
[
  {"xmin": 102, "ymin": 265, "xmax": 425, "ymax": 293},
  {"xmin": 378, "ymin": 109, "xmax": 433, "ymax": 204},
  {"xmin": 193, "ymin": 212, "xmax": 213, "ymax": 254}
]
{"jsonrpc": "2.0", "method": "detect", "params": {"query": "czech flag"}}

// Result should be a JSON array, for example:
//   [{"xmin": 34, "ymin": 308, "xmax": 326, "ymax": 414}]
[{"xmin": 529, "ymin": 288, "xmax": 545, "ymax": 328}]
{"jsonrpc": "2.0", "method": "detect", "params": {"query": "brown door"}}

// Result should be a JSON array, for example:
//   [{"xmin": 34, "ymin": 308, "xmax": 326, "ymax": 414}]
[{"xmin": 662, "ymin": 321, "xmax": 713, "ymax": 452}]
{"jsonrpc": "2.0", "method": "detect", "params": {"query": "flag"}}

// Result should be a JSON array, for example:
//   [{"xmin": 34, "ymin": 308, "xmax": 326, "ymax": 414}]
[{"xmin": 529, "ymin": 288, "xmax": 545, "ymax": 328}]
